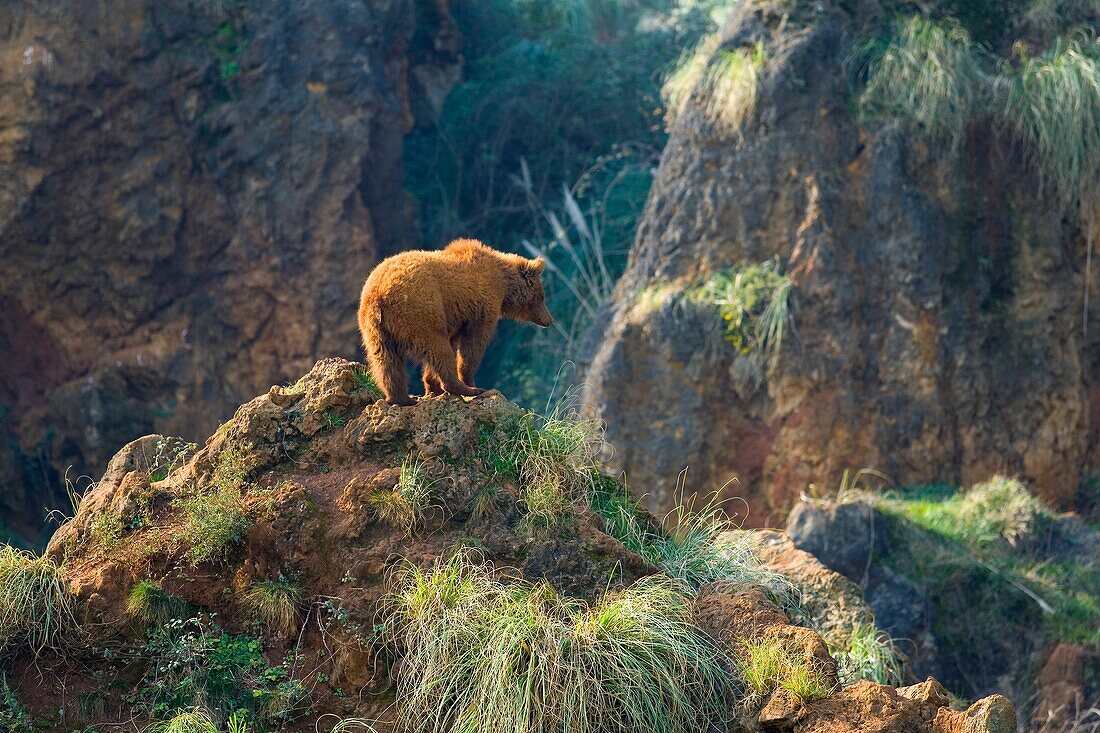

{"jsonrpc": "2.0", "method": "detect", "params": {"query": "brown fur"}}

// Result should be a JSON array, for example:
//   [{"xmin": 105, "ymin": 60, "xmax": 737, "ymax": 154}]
[{"xmin": 358, "ymin": 238, "xmax": 553, "ymax": 406}]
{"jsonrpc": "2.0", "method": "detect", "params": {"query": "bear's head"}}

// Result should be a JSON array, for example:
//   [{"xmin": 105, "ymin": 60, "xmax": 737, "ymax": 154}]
[{"xmin": 503, "ymin": 257, "xmax": 553, "ymax": 328}]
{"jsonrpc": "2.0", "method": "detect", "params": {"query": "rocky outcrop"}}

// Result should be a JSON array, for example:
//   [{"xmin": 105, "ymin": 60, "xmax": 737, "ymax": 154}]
[
  {"xmin": 4, "ymin": 358, "xmax": 1017, "ymax": 731},
  {"xmin": 581, "ymin": 0, "xmax": 1099, "ymax": 520},
  {"xmin": 0, "ymin": 0, "xmax": 461, "ymax": 545}
]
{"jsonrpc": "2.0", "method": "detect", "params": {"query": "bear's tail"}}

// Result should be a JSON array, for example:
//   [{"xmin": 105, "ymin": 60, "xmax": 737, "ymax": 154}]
[{"xmin": 359, "ymin": 299, "xmax": 408, "ymax": 404}]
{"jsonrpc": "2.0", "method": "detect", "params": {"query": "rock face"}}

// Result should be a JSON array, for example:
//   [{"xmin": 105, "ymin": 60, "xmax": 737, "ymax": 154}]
[
  {"xmin": 581, "ymin": 0, "xmax": 1098, "ymax": 520},
  {"xmin": 0, "ymin": 0, "xmax": 461, "ymax": 544}
]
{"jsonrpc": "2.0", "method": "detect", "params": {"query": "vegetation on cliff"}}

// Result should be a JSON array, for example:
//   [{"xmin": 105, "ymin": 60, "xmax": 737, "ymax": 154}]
[{"xmin": 0, "ymin": 359, "xmax": 986, "ymax": 733}]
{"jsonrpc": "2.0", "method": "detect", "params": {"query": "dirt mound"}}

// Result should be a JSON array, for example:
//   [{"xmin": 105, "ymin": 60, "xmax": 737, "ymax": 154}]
[{"xmin": 3, "ymin": 359, "xmax": 1014, "ymax": 731}]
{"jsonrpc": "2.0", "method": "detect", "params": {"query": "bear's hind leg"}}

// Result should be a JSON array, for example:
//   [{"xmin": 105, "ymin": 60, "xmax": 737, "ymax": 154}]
[
  {"xmin": 415, "ymin": 335, "xmax": 484, "ymax": 398},
  {"xmin": 422, "ymin": 366, "xmax": 445, "ymax": 396}
]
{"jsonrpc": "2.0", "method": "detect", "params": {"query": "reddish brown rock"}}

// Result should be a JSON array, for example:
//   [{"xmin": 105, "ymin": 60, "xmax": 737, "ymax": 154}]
[
  {"xmin": 0, "ymin": 0, "xmax": 462, "ymax": 544},
  {"xmin": 580, "ymin": 0, "xmax": 1098, "ymax": 520}
]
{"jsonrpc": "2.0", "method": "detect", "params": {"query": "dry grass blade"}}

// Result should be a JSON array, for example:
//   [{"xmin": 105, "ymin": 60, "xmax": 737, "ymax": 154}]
[{"xmin": 0, "ymin": 546, "xmax": 77, "ymax": 656}]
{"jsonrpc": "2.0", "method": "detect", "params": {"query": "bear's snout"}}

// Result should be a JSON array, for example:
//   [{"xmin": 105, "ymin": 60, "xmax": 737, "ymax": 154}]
[{"xmin": 534, "ymin": 305, "xmax": 553, "ymax": 328}]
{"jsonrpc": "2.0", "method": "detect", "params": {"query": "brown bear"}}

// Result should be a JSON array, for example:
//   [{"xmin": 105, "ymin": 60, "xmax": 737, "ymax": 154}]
[{"xmin": 357, "ymin": 238, "xmax": 554, "ymax": 406}]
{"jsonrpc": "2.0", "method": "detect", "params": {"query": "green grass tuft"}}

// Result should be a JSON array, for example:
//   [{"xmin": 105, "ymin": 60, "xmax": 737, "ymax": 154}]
[
  {"xmin": 369, "ymin": 454, "xmax": 437, "ymax": 536},
  {"xmin": 145, "ymin": 708, "xmax": 250, "ymax": 733},
  {"xmin": 323, "ymin": 411, "xmax": 348, "ymax": 429},
  {"xmin": 127, "ymin": 580, "xmax": 185, "ymax": 626},
  {"xmin": 693, "ymin": 260, "xmax": 793, "ymax": 390},
  {"xmin": 830, "ymin": 622, "xmax": 904, "ymax": 686},
  {"xmin": 737, "ymin": 636, "xmax": 834, "ymax": 703},
  {"xmin": 999, "ymin": 34, "xmax": 1100, "ymax": 212},
  {"xmin": 488, "ymin": 405, "xmax": 604, "ymax": 531},
  {"xmin": 387, "ymin": 552, "xmax": 731, "ymax": 733},
  {"xmin": 595, "ymin": 487, "xmax": 796, "ymax": 603},
  {"xmin": 352, "ymin": 366, "xmax": 382, "ymax": 398},
  {"xmin": 854, "ymin": 16, "xmax": 986, "ymax": 150},
  {"xmin": 0, "ymin": 546, "xmax": 76, "ymax": 656},
  {"xmin": 886, "ymin": 476, "xmax": 1048, "ymax": 548},
  {"xmin": 243, "ymin": 577, "xmax": 302, "ymax": 637},
  {"xmin": 663, "ymin": 37, "xmax": 765, "ymax": 135}
]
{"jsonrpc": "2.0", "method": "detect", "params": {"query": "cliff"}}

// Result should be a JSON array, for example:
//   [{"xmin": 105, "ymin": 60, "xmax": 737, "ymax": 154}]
[
  {"xmin": 0, "ymin": 0, "xmax": 461, "ymax": 544},
  {"xmin": 581, "ymin": 0, "xmax": 1100, "ymax": 521}
]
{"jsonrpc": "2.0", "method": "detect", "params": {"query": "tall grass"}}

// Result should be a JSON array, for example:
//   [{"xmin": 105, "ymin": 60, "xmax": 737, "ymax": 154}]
[
  {"xmin": 242, "ymin": 577, "xmax": 302, "ymax": 636},
  {"xmin": 663, "ymin": 37, "xmax": 766, "ymax": 134},
  {"xmin": 145, "ymin": 708, "xmax": 250, "ymax": 733},
  {"xmin": 490, "ymin": 404, "xmax": 605, "ymax": 530},
  {"xmin": 854, "ymin": 16, "xmax": 987, "ymax": 150},
  {"xmin": 737, "ymin": 636, "xmax": 834, "ymax": 704},
  {"xmin": 0, "ymin": 546, "xmax": 76, "ymax": 655},
  {"xmin": 830, "ymin": 622, "xmax": 904, "ymax": 686},
  {"xmin": 387, "ymin": 552, "xmax": 731, "ymax": 733},
  {"xmin": 999, "ymin": 34, "xmax": 1100, "ymax": 212},
  {"xmin": 593, "ymin": 483, "xmax": 796, "ymax": 604}
]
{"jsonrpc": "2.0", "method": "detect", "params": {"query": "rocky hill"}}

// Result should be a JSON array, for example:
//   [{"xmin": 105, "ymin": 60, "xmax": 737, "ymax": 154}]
[
  {"xmin": 0, "ymin": 0, "xmax": 461, "ymax": 545},
  {"xmin": 581, "ymin": 0, "xmax": 1100, "ymax": 521},
  {"xmin": 0, "ymin": 359, "xmax": 1017, "ymax": 732}
]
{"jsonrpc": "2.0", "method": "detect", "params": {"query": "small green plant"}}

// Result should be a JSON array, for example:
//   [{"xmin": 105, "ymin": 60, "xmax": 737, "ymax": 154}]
[
  {"xmin": 323, "ymin": 411, "xmax": 348, "ymax": 429},
  {"xmin": 369, "ymin": 455, "xmax": 437, "ymax": 535},
  {"xmin": 387, "ymin": 552, "xmax": 731, "ymax": 733},
  {"xmin": 243, "ymin": 577, "xmax": 302, "ymax": 637},
  {"xmin": 88, "ymin": 510, "xmax": 125, "ymax": 550},
  {"xmin": 853, "ymin": 16, "xmax": 986, "ymax": 150},
  {"xmin": 0, "ymin": 546, "xmax": 76, "ymax": 655},
  {"xmin": 127, "ymin": 580, "xmax": 185, "ymax": 626},
  {"xmin": 0, "ymin": 675, "xmax": 32, "ymax": 733},
  {"xmin": 830, "ymin": 622, "xmax": 904, "ymax": 686},
  {"xmin": 134, "ymin": 615, "xmax": 297, "ymax": 724},
  {"xmin": 693, "ymin": 260, "xmax": 792, "ymax": 389},
  {"xmin": 175, "ymin": 487, "xmax": 250, "ymax": 565},
  {"xmin": 351, "ymin": 367, "xmax": 381, "ymax": 398},
  {"xmin": 663, "ymin": 37, "xmax": 766, "ymax": 134},
  {"xmin": 175, "ymin": 447, "xmax": 252, "ymax": 565},
  {"xmin": 737, "ymin": 636, "xmax": 834, "ymax": 703}
]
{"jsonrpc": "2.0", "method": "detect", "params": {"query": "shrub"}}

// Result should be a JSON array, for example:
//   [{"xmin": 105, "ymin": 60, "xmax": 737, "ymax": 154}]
[
  {"xmin": 830, "ymin": 622, "xmax": 904, "ymax": 686},
  {"xmin": 134, "ymin": 616, "xmax": 297, "ymax": 724},
  {"xmin": 127, "ymin": 580, "xmax": 185, "ymax": 626},
  {"xmin": 387, "ymin": 552, "xmax": 731, "ymax": 733},
  {"xmin": 0, "ymin": 546, "xmax": 76, "ymax": 655},
  {"xmin": 351, "ymin": 366, "xmax": 382, "ymax": 398},
  {"xmin": 174, "ymin": 448, "xmax": 252, "ymax": 565},
  {"xmin": 242, "ymin": 577, "xmax": 302, "ymax": 637},
  {"xmin": 853, "ymin": 16, "xmax": 987, "ymax": 150},
  {"xmin": 175, "ymin": 487, "xmax": 250, "ymax": 565},
  {"xmin": 737, "ymin": 636, "xmax": 834, "ymax": 703},
  {"xmin": 693, "ymin": 260, "xmax": 793, "ymax": 390}
]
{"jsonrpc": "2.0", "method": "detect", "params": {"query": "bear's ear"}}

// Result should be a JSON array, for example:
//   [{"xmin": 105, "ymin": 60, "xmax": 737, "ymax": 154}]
[{"xmin": 528, "ymin": 258, "xmax": 545, "ymax": 274}]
